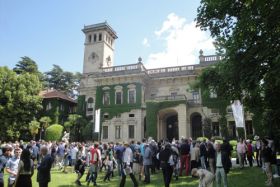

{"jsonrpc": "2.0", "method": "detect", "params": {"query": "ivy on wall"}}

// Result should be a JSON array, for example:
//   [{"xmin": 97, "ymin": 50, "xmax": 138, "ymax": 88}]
[
  {"xmin": 201, "ymin": 88, "xmax": 230, "ymax": 138},
  {"xmin": 146, "ymin": 100, "xmax": 186, "ymax": 139},
  {"xmin": 95, "ymin": 83, "xmax": 142, "ymax": 121},
  {"xmin": 40, "ymin": 98, "xmax": 76, "ymax": 125}
]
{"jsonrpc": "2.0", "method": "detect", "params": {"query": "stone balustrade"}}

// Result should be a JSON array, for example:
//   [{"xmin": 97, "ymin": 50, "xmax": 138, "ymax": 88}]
[
  {"xmin": 152, "ymin": 95, "xmax": 187, "ymax": 101},
  {"xmin": 89, "ymin": 54, "xmax": 221, "ymax": 78}
]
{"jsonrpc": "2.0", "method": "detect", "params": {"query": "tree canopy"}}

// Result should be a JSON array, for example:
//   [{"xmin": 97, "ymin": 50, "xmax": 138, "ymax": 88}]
[
  {"xmin": 44, "ymin": 65, "xmax": 82, "ymax": 98},
  {"xmin": 0, "ymin": 66, "xmax": 42, "ymax": 140},
  {"xmin": 196, "ymin": 0, "xmax": 280, "ymax": 140}
]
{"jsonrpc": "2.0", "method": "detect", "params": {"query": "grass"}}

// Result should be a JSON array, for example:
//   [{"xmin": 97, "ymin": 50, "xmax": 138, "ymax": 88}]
[{"xmin": 4, "ymin": 166, "xmax": 280, "ymax": 187}]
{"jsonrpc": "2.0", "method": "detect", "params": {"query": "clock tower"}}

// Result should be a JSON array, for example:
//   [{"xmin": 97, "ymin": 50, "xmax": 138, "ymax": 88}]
[{"xmin": 82, "ymin": 22, "xmax": 117, "ymax": 74}]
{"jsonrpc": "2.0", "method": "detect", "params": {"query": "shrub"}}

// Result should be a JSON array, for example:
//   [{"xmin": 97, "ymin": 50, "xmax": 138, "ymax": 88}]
[
  {"xmin": 196, "ymin": 137, "xmax": 208, "ymax": 142},
  {"xmin": 45, "ymin": 124, "xmax": 63, "ymax": 141},
  {"xmin": 211, "ymin": 136, "xmax": 223, "ymax": 141}
]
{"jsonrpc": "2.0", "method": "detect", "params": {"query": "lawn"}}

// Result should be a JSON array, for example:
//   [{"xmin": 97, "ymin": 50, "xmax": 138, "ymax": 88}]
[{"xmin": 4, "ymin": 166, "xmax": 280, "ymax": 187}]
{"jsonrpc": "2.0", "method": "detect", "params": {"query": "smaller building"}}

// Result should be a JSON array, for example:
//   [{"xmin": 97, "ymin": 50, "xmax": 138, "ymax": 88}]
[{"xmin": 39, "ymin": 89, "xmax": 77, "ymax": 124}]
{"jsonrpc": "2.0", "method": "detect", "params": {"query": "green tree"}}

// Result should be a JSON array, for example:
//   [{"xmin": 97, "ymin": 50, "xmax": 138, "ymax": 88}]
[
  {"xmin": 196, "ymin": 0, "xmax": 280, "ymax": 143},
  {"xmin": 29, "ymin": 120, "xmax": 40, "ymax": 140},
  {"xmin": 64, "ymin": 114, "xmax": 88, "ymax": 141},
  {"xmin": 44, "ymin": 65, "xmax": 81, "ymax": 98},
  {"xmin": 0, "ymin": 67, "xmax": 42, "ymax": 140},
  {"xmin": 39, "ymin": 116, "xmax": 52, "ymax": 129},
  {"xmin": 13, "ymin": 56, "xmax": 39, "ymax": 75},
  {"xmin": 39, "ymin": 116, "xmax": 52, "ymax": 139}
]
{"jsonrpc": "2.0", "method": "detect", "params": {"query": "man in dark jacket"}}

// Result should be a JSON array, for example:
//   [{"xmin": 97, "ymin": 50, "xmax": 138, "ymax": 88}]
[
  {"xmin": 37, "ymin": 146, "xmax": 53, "ymax": 187},
  {"xmin": 159, "ymin": 143, "xmax": 174, "ymax": 187}
]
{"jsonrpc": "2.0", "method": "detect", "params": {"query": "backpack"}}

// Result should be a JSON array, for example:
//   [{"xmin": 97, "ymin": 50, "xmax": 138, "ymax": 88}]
[{"xmin": 90, "ymin": 148, "xmax": 99, "ymax": 164}]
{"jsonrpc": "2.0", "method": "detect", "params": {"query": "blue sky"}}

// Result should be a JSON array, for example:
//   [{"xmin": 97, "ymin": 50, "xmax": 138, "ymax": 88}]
[{"xmin": 0, "ymin": 0, "xmax": 215, "ymax": 73}]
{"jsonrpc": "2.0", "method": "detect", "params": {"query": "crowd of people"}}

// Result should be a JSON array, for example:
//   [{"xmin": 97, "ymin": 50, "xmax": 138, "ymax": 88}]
[{"xmin": 0, "ymin": 135, "xmax": 279, "ymax": 187}]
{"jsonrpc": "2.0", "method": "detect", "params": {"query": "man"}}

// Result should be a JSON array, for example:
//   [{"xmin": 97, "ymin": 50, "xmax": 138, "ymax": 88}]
[
  {"xmin": 179, "ymin": 139, "xmax": 190, "ymax": 176},
  {"xmin": 215, "ymin": 142, "xmax": 231, "ymax": 187},
  {"xmin": 0, "ymin": 146, "xmax": 12, "ymax": 187},
  {"xmin": 120, "ymin": 142, "xmax": 138, "ymax": 187},
  {"xmin": 37, "ymin": 146, "xmax": 53, "ymax": 187},
  {"xmin": 6, "ymin": 147, "xmax": 21, "ymax": 187},
  {"xmin": 143, "ymin": 143, "xmax": 152, "ymax": 184},
  {"xmin": 199, "ymin": 139, "xmax": 207, "ymax": 169},
  {"xmin": 262, "ymin": 139, "xmax": 273, "ymax": 186},
  {"xmin": 87, "ymin": 143, "xmax": 101, "ymax": 186},
  {"xmin": 114, "ymin": 142, "xmax": 125, "ymax": 176},
  {"xmin": 158, "ymin": 143, "xmax": 174, "ymax": 187}
]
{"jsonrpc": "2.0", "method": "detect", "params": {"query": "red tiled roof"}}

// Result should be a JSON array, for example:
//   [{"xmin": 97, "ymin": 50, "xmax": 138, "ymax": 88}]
[{"xmin": 39, "ymin": 89, "xmax": 77, "ymax": 103}]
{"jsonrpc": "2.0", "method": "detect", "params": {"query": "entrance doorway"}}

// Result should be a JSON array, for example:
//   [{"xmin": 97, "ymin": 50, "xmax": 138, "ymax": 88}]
[
  {"xmin": 166, "ymin": 115, "xmax": 178, "ymax": 142},
  {"xmin": 158, "ymin": 109, "xmax": 178, "ymax": 141},
  {"xmin": 191, "ymin": 113, "xmax": 202, "ymax": 139}
]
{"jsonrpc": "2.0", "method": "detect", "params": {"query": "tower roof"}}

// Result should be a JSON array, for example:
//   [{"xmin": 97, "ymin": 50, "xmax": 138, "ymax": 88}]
[{"xmin": 82, "ymin": 22, "xmax": 118, "ymax": 39}]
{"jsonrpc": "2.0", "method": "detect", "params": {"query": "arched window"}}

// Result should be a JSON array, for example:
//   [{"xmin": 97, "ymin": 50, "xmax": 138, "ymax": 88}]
[{"xmin": 87, "ymin": 97, "xmax": 94, "ymax": 111}]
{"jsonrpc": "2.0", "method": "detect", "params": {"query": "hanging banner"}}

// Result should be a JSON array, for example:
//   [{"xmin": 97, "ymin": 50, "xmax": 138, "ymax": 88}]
[
  {"xmin": 231, "ymin": 100, "xmax": 245, "ymax": 128},
  {"xmin": 94, "ymin": 109, "xmax": 101, "ymax": 132}
]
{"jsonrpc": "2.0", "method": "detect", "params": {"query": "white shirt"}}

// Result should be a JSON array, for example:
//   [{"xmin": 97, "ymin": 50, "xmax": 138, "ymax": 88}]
[
  {"xmin": 122, "ymin": 147, "xmax": 133, "ymax": 164},
  {"xmin": 71, "ymin": 147, "xmax": 78, "ymax": 159}
]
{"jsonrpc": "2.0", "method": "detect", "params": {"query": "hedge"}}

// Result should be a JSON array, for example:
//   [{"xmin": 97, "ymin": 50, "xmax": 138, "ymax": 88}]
[{"xmin": 45, "ymin": 124, "xmax": 64, "ymax": 141}]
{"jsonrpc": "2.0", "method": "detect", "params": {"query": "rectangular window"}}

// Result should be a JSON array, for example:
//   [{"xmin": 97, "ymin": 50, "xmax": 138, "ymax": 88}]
[
  {"xmin": 60, "ymin": 104, "xmax": 64, "ymax": 111},
  {"xmin": 129, "ymin": 114, "xmax": 135, "ymax": 118},
  {"xmin": 115, "ymin": 92, "xmax": 122, "ymax": 104},
  {"xmin": 212, "ymin": 122, "xmax": 219, "ymax": 136},
  {"xmin": 103, "ymin": 114, "xmax": 109, "ymax": 119},
  {"xmin": 93, "ymin": 34, "xmax": 97, "ymax": 42},
  {"xmin": 192, "ymin": 91, "xmax": 200, "ymax": 103},
  {"xmin": 128, "ymin": 125, "xmax": 134, "ymax": 139},
  {"xmin": 228, "ymin": 121, "xmax": 236, "ymax": 138},
  {"xmin": 128, "ymin": 90, "xmax": 136, "ymax": 104},
  {"xmin": 103, "ymin": 92, "xmax": 110, "ymax": 105},
  {"xmin": 99, "ymin": 33, "xmax": 102, "ymax": 41},
  {"xmin": 103, "ymin": 126, "xmax": 108, "ymax": 139},
  {"xmin": 245, "ymin": 121, "xmax": 253, "ymax": 135},
  {"xmin": 115, "ymin": 126, "xmax": 121, "ymax": 139},
  {"xmin": 88, "ymin": 35, "xmax": 92, "ymax": 43},
  {"xmin": 46, "ymin": 102, "xmax": 52, "ymax": 110}
]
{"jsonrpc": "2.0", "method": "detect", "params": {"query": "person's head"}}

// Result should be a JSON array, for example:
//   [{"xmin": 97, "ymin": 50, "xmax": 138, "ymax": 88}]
[
  {"xmin": 123, "ymin": 142, "xmax": 129, "ymax": 147},
  {"xmin": 40, "ymin": 146, "xmax": 48, "ymax": 156},
  {"xmin": 14, "ymin": 148, "xmax": 22, "ymax": 158},
  {"xmin": 2, "ymin": 146, "xmax": 12, "ymax": 156},
  {"xmin": 94, "ymin": 143, "xmax": 99, "ymax": 149},
  {"xmin": 262, "ymin": 139, "xmax": 268, "ymax": 147},
  {"xmin": 191, "ymin": 168, "xmax": 198, "ymax": 177},
  {"xmin": 21, "ymin": 149, "xmax": 32, "ymax": 171},
  {"xmin": 21, "ymin": 149, "xmax": 31, "ymax": 161}
]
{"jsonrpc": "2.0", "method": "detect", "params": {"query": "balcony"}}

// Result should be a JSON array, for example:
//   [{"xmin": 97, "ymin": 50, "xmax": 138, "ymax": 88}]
[
  {"xmin": 151, "ymin": 95, "xmax": 187, "ymax": 102},
  {"xmin": 187, "ymin": 99, "xmax": 202, "ymax": 107}
]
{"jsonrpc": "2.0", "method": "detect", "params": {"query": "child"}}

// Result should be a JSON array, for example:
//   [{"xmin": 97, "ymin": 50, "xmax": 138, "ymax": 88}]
[
  {"xmin": 103, "ymin": 155, "xmax": 113, "ymax": 181},
  {"xmin": 191, "ymin": 168, "xmax": 215, "ymax": 187},
  {"xmin": 74, "ymin": 157, "xmax": 86, "ymax": 186}
]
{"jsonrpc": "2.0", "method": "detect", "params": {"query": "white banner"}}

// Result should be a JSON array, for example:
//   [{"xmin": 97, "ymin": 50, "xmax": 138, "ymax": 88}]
[
  {"xmin": 94, "ymin": 109, "xmax": 101, "ymax": 132},
  {"xmin": 231, "ymin": 100, "xmax": 245, "ymax": 128}
]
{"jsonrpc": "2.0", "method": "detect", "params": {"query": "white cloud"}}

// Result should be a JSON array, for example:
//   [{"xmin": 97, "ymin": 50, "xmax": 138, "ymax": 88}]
[
  {"xmin": 145, "ymin": 13, "xmax": 215, "ymax": 69},
  {"xmin": 142, "ymin": 37, "xmax": 150, "ymax": 47}
]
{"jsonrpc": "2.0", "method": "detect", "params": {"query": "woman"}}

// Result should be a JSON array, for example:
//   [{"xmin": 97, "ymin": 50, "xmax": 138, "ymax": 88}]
[{"xmin": 15, "ymin": 149, "xmax": 34, "ymax": 187}]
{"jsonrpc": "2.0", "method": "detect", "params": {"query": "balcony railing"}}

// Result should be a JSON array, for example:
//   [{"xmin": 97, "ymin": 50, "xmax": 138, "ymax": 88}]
[
  {"xmin": 152, "ymin": 95, "xmax": 187, "ymax": 101},
  {"xmin": 147, "ymin": 65, "xmax": 195, "ymax": 77}
]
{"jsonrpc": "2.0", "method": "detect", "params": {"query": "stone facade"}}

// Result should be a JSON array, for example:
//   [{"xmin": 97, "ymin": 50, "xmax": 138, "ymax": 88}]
[{"xmin": 79, "ymin": 22, "xmax": 253, "ymax": 142}]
